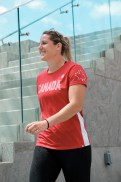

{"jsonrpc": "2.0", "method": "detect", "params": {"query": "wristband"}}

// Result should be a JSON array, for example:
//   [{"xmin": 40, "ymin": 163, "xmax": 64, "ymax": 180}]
[{"xmin": 45, "ymin": 119, "xmax": 49, "ymax": 129}]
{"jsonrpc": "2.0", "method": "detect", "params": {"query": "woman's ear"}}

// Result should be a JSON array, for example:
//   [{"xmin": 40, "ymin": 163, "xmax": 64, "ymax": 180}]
[{"xmin": 56, "ymin": 42, "xmax": 62, "ymax": 51}]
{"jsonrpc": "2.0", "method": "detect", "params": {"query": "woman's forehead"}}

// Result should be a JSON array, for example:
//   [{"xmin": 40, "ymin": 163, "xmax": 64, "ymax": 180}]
[{"xmin": 40, "ymin": 34, "xmax": 50, "ymax": 41}]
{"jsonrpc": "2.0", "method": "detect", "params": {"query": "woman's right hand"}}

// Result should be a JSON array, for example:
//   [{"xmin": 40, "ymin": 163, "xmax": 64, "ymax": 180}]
[{"xmin": 25, "ymin": 120, "xmax": 48, "ymax": 135}]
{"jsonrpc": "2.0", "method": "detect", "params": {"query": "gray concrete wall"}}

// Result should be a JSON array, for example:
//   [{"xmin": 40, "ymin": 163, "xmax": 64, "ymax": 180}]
[{"xmin": 84, "ymin": 48, "xmax": 121, "ymax": 148}]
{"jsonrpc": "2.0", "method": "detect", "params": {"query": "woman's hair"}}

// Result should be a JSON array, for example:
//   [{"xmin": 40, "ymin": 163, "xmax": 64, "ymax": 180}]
[{"xmin": 42, "ymin": 30, "xmax": 72, "ymax": 61}]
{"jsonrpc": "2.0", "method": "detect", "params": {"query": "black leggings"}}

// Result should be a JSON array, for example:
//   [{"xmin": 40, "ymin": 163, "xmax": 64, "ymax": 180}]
[{"xmin": 30, "ymin": 145, "xmax": 91, "ymax": 182}]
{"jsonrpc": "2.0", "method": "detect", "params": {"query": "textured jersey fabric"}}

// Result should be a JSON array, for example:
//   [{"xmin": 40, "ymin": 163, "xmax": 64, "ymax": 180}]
[{"xmin": 36, "ymin": 61, "xmax": 90, "ymax": 150}]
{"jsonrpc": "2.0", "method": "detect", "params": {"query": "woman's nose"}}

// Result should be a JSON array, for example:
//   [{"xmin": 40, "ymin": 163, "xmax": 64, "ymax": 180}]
[
  {"xmin": 38, "ymin": 44, "xmax": 42, "ymax": 51},
  {"xmin": 38, "ymin": 45, "xmax": 41, "ymax": 49}
]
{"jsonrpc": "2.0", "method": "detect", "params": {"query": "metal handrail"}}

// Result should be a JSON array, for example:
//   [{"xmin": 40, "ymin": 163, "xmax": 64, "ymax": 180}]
[
  {"xmin": 0, "ymin": 0, "xmax": 35, "ymax": 16},
  {"xmin": 0, "ymin": 0, "xmax": 75, "ymax": 42}
]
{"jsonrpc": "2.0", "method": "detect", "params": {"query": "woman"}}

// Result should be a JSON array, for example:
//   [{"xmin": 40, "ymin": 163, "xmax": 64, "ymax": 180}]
[{"xmin": 25, "ymin": 30, "xmax": 91, "ymax": 182}]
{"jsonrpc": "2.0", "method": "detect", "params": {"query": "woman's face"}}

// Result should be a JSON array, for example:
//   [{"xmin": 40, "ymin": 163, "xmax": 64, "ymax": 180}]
[{"xmin": 39, "ymin": 34, "xmax": 61, "ymax": 61}]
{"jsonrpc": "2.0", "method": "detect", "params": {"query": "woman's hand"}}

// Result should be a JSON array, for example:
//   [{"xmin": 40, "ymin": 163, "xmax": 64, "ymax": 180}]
[{"xmin": 25, "ymin": 120, "xmax": 48, "ymax": 135}]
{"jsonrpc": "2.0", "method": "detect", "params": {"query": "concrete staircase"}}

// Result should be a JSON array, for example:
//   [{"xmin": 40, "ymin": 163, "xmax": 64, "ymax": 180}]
[
  {"xmin": 0, "ymin": 27, "xmax": 121, "ymax": 182},
  {"xmin": 0, "ymin": 40, "xmax": 41, "ymax": 143}
]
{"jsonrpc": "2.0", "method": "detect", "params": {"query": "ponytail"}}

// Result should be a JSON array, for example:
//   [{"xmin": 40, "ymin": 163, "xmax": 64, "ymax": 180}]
[{"xmin": 62, "ymin": 37, "xmax": 72, "ymax": 61}]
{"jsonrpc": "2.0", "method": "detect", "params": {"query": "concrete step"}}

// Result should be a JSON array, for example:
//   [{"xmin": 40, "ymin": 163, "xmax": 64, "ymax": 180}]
[
  {"xmin": 0, "ymin": 77, "xmax": 36, "ymax": 90},
  {"xmin": 78, "ymin": 60, "xmax": 94, "ymax": 69},
  {"xmin": 71, "ymin": 34, "xmax": 120, "ymax": 44},
  {"xmin": 0, "ymin": 107, "xmax": 40, "ymax": 125},
  {"xmin": 71, "ymin": 37, "xmax": 115, "ymax": 47},
  {"xmin": 0, "ymin": 51, "xmax": 18, "ymax": 62},
  {"xmin": 114, "ymin": 42, "xmax": 121, "ymax": 51},
  {"xmin": 0, "ymin": 95, "xmax": 38, "ymax": 112},
  {"xmin": 104, "ymin": 42, "xmax": 121, "ymax": 60},
  {"xmin": 0, "ymin": 142, "xmax": 14, "ymax": 162},
  {"xmin": 71, "ymin": 43, "xmax": 114, "ymax": 55},
  {"xmin": 70, "ymin": 27, "xmax": 121, "ymax": 42},
  {"xmin": 72, "ymin": 52, "xmax": 100, "ymax": 62},
  {"xmin": 0, "ymin": 161, "xmax": 13, "ymax": 182},
  {"xmin": 0, "ymin": 67, "xmax": 41, "ymax": 83},
  {"xmin": 0, "ymin": 62, "xmax": 47, "ymax": 76},
  {"xmin": 0, "ymin": 123, "xmax": 36, "ymax": 143},
  {"xmin": 0, "ymin": 52, "xmax": 19, "ymax": 68},
  {"xmin": 9, "ymin": 56, "xmax": 47, "ymax": 67},
  {"xmin": 0, "ymin": 61, "xmax": 46, "ymax": 75},
  {"xmin": 0, "ymin": 40, "xmax": 39, "ymax": 55},
  {"xmin": 25, "ymin": 50, "xmax": 40, "ymax": 58},
  {"xmin": 0, "ymin": 85, "xmax": 36, "ymax": 99},
  {"xmin": 105, "ymin": 48, "xmax": 114, "ymax": 60},
  {"xmin": 30, "ymin": 46, "xmax": 39, "ymax": 52},
  {"xmin": 0, "ymin": 141, "xmax": 35, "ymax": 182},
  {"xmin": 0, "ymin": 124, "xmax": 20, "ymax": 142},
  {"xmin": 92, "ymin": 57, "xmax": 105, "ymax": 76}
]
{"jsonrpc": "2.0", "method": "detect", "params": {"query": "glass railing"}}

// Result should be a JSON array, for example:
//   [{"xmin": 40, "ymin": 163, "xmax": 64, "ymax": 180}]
[{"xmin": 0, "ymin": 0, "xmax": 121, "ymax": 141}]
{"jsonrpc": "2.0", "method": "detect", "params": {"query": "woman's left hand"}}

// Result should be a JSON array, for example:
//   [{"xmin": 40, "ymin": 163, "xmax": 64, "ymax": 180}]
[{"xmin": 25, "ymin": 120, "xmax": 48, "ymax": 135}]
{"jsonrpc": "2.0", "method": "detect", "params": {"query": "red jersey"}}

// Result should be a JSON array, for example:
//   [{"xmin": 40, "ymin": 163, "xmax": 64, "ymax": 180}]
[{"xmin": 36, "ymin": 61, "xmax": 90, "ymax": 150}]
